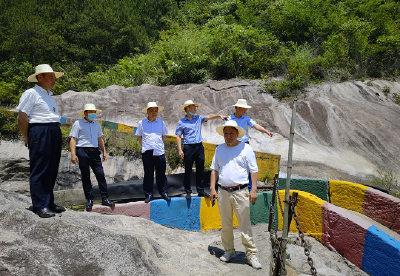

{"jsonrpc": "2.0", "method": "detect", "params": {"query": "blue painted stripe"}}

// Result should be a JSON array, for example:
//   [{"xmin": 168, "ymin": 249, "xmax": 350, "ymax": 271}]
[
  {"xmin": 150, "ymin": 197, "xmax": 201, "ymax": 231},
  {"xmin": 362, "ymin": 225, "xmax": 400, "ymax": 276}
]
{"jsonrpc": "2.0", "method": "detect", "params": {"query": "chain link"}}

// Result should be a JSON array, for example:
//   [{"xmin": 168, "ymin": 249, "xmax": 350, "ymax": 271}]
[
  {"xmin": 270, "ymin": 176, "xmax": 287, "ymax": 275},
  {"xmin": 290, "ymin": 196, "xmax": 318, "ymax": 276}
]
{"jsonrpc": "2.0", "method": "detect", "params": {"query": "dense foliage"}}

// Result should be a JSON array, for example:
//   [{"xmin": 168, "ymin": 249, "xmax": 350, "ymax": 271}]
[{"xmin": 1, "ymin": 0, "xmax": 400, "ymax": 105}]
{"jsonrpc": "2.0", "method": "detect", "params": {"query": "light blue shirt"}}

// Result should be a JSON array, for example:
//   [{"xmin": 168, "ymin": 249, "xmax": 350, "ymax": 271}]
[
  {"xmin": 228, "ymin": 114, "xmax": 256, "ymax": 143},
  {"xmin": 175, "ymin": 115, "xmax": 206, "ymax": 144},
  {"xmin": 69, "ymin": 118, "xmax": 103, "ymax": 147},
  {"xmin": 136, "ymin": 118, "xmax": 168, "ymax": 156}
]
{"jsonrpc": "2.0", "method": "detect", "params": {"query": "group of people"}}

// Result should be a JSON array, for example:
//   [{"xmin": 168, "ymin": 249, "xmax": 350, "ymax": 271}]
[{"xmin": 17, "ymin": 64, "xmax": 274, "ymax": 269}]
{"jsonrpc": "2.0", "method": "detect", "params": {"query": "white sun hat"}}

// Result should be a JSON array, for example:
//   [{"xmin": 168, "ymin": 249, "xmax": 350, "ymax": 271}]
[
  {"xmin": 233, "ymin": 99, "xmax": 252, "ymax": 109},
  {"xmin": 179, "ymin": 100, "xmax": 201, "ymax": 112},
  {"xmin": 78, "ymin": 104, "xmax": 102, "ymax": 116},
  {"xmin": 27, "ymin": 64, "xmax": 64, "ymax": 82},
  {"xmin": 216, "ymin": 120, "xmax": 246, "ymax": 138},
  {"xmin": 142, "ymin": 102, "xmax": 164, "ymax": 114}
]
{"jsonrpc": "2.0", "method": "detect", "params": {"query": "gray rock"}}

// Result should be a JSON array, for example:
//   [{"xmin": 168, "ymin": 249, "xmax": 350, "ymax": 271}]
[
  {"xmin": 0, "ymin": 189, "xmax": 367, "ymax": 276},
  {"xmin": 50, "ymin": 79, "xmax": 400, "ymax": 183}
]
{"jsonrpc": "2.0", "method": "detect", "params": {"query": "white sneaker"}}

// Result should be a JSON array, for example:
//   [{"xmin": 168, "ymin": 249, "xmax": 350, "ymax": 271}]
[
  {"xmin": 220, "ymin": 251, "xmax": 235, "ymax": 262},
  {"xmin": 248, "ymin": 256, "xmax": 262, "ymax": 269}
]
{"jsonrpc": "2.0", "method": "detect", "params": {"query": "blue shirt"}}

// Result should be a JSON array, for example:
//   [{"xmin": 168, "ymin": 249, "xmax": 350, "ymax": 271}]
[
  {"xmin": 175, "ymin": 115, "xmax": 206, "ymax": 144},
  {"xmin": 228, "ymin": 114, "xmax": 256, "ymax": 143},
  {"xmin": 136, "ymin": 118, "xmax": 168, "ymax": 155},
  {"xmin": 69, "ymin": 118, "xmax": 103, "ymax": 147}
]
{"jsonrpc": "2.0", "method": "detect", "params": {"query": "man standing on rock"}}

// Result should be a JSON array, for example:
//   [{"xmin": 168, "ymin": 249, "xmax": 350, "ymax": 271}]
[
  {"xmin": 69, "ymin": 104, "xmax": 115, "ymax": 210},
  {"xmin": 136, "ymin": 102, "xmax": 170, "ymax": 203},
  {"xmin": 209, "ymin": 120, "xmax": 262, "ymax": 269},
  {"xmin": 175, "ymin": 100, "xmax": 228, "ymax": 199},
  {"xmin": 16, "ymin": 64, "xmax": 66, "ymax": 218},
  {"xmin": 228, "ymin": 99, "xmax": 273, "ymax": 191}
]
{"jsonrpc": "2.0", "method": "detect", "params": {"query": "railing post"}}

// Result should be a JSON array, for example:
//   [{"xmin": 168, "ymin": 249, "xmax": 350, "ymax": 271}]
[{"xmin": 280, "ymin": 98, "xmax": 297, "ymax": 275}]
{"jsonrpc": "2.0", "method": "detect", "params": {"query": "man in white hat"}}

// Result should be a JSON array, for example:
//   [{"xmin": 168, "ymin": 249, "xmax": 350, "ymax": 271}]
[
  {"xmin": 175, "ymin": 100, "xmax": 227, "ymax": 199},
  {"xmin": 229, "ymin": 99, "xmax": 274, "ymax": 191},
  {"xmin": 209, "ymin": 120, "xmax": 262, "ymax": 269},
  {"xmin": 16, "ymin": 64, "xmax": 66, "ymax": 218},
  {"xmin": 136, "ymin": 102, "xmax": 170, "ymax": 203},
  {"xmin": 69, "ymin": 104, "xmax": 115, "ymax": 210}
]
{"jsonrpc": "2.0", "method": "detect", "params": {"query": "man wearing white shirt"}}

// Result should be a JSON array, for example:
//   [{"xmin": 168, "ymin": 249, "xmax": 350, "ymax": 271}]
[
  {"xmin": 136, "ymin": 102, "xmax": 170, "ymax": 203},
  {"xmin": 16, "ymin": 64, "xmax": 66, "ymax": 218},
  {"xmin": 209, "ymin": 120, "xmax": 262, "ymax": 269},
  {"xmin": 69, "ymin": 104, "xmax": 115, "ymax": 210},
  {"xmin": 228, "ymin": 99, "xmax": 274, "ymax": 192}
]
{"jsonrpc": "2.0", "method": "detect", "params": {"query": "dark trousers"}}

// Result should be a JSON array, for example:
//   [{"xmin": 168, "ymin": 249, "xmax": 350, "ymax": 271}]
[
  {"xmin": 183, "ymin": 143, "xmax": 205, "ymax": 194},
  {"xmin": 76, "ymin": 147, "xmax": 109, "ymax": 200},
  {"xmin": 28, "ymin": 123, "xmax": 62, "ymax": 211},
  {"xmin": 142, "ymin": 150, "xmax": 168, "ymax": 196}
]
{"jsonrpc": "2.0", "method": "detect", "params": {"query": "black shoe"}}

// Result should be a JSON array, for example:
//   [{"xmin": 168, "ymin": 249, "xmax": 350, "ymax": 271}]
[
  {"xmin": 144, "ymin": 195, "xmax": 154, "ymax": 203},
  {"xmin": 36, "ymin": 207, "xmax": 56, "ymax": 218},
  {"xmin": 197, "ymin": 191, "xmax": 210, "ymax": 198},
  {"xmin": 185, "ymin": 193, "xmax": 191, "ymax": 199},
  {"xmin": 102, "ymin": 199, "xmax": 115, "ymax": 207},
  {"xmin": 86, "ymin": 199, "xmax": 93, "ymax": 211},
  {"xmin": 50, "ymin": 204, "xmax": 66, "ymax": 213},
  {"xmin": 161, "ymin": 193, "xmax": 171, "ymax": 201}
]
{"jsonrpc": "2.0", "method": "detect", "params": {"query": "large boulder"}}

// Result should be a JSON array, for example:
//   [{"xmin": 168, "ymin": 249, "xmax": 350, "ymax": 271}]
[{"xmin": 54, "ymin": 79, "xmax": 400, "ymax": 182}]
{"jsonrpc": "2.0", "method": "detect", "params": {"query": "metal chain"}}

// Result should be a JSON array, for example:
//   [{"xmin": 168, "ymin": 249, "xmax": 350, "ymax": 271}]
[
  {"xmin": 276, "ymin": 187, "xmax": 284, "ymax": 218},
  {"xmin": 270, "ymin": 181, "xmax": 287, "ymax": 276},
  {"xmin": 289, "ymin": 196, "xmax": 318, "ymax": 276}
]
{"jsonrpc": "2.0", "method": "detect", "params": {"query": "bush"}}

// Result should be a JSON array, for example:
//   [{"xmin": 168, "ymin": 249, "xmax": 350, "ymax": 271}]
[
  {"xmin": 367, "ymin": 170, "xmax": 398, "ymax": 193},
  {"xmin": 0, "ymin": 108, "xmax": 21, "ymax": 140}
]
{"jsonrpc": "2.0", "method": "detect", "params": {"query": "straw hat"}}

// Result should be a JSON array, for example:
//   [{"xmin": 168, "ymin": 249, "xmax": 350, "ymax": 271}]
[
  {"xmin": 179, "ymin": 100, "xmax": 201, "ymax": 112},
  {"xmin": 28, "ymin": 64, "xmax": 64, "ymax": 82},
  {"xmin": 216, "ymin": 120, "xmax": 246, "ymax": 138},
  {"xmin": 233, "ymin": 99, "xmax": 252, "ymax": 109},
  {"xmin": 142, "ymin": 102, "xmax": 164, "ymax": 114},
  {"xmin": 78, "ymin": 104, "xmax": 102, "ymax": 116}
]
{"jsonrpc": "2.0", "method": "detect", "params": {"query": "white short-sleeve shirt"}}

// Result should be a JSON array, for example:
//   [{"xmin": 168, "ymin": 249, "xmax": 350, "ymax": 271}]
[
  {"xmin": 211, "ymin": 142, "xmax": 258, "ymax": 187},
  {"xmin": 16, "ymin": 85, "xmax": 60, "ymax": 123},
  {"xmin": 136, "ymin": 118, "xmax": 168, "ymax": 156}
]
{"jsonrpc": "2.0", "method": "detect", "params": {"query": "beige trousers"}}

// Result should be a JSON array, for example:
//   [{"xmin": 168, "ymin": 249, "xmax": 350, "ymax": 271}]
[{"xmin": 217, "ymin": 187, "xmax": 257, "ymax": 259}]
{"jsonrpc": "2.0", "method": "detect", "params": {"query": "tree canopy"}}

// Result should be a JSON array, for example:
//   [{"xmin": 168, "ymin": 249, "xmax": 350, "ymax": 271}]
[{"xmin": 1, "ymin": 0, "xmax": 400, "ymax": 105}]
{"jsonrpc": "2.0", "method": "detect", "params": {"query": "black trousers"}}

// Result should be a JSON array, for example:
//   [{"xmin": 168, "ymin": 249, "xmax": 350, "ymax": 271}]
[
  {"xmin": 28, "ymin": 123, "xmax": 62, "ymax": 211},
  {"xmin": 142, "ymin": 150, "xmax": 168, "ymax": 196},
  {"xmin": 183, "ymin": 143, "xmax": 205, "ymax": 194},
  {"xmin": 76, "ymin": 147, "xmax": 109, "ymax": 200}
]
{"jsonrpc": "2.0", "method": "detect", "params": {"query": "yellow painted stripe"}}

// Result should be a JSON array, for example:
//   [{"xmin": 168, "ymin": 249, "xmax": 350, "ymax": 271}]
[
  {"xmin": 200, "ymin": 197, "xmax": 238, "ymax": 231},
  {"xmin": 117, "ymin": 124, "xmax": 135, "ymax": 133},
  {"xmin": 277, "ymin": 190, "xmax": 325, "ymax": 241},
  {"xmin": 329, "ymin": 180, "xmax": 368, "ymax": 213}
]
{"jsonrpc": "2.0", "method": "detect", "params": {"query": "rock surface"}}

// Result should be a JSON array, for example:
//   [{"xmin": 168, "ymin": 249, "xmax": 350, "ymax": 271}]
[
  {"xmin": 0, "ymin": 189, "xmax": 368, "ymax": 276},
  {"xmin": 53, "ymin": 79, "xmax": 400, "ymax": 182}
]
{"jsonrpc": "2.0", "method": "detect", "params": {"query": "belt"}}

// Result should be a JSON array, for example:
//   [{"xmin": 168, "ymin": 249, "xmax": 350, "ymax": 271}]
[
  {"xmin": 218, "ymin": 184, "xmax": 248, "ymax": 192},
  {"xmin": 185, "ymin": 142, "xmax": 203, "ymax": 146},
  {"xmin": 77, "ymin": 147, "xmax": 99, "ymax": 152},
  {"xmin": 29, "ymin": 122, "xmax": 60, "ymax": 127}
]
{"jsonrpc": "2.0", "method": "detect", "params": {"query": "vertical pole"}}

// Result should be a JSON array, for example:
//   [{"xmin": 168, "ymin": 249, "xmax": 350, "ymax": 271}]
[{"xmin": 280, "ymin": 98, "xmax": 297, "ymax": 275}]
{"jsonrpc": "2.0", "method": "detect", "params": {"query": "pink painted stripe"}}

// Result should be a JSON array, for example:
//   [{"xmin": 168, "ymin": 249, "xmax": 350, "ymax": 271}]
[
  {"xmin": 90, "ymin": 202, "xmax": 150, "ymax": 220},
  {"xmin": 363, "ymin": 188, "xmax": 400, "ymax": 235},
  {"xmin": 322, "ymin": 202, "xmax": 372, "ymax": 268}
]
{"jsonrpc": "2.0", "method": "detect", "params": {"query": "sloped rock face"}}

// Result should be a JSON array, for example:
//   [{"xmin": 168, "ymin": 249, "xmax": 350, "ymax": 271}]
[
  {"xmin": 55, "ymin": 79, "xmax": 400, "ymax": 182},
  {"xmin": 0, "ymin": 189, "xmax": 369, "ymax": 276}
]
